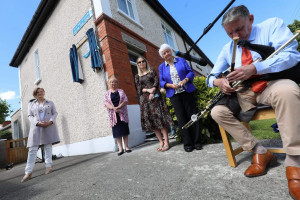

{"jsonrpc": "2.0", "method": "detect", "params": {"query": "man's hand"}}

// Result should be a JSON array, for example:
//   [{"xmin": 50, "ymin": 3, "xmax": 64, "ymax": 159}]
[
  {"xmin": 226, "ymin": 64, "xmax": 257, "ymax": 82},
  {"xmin": 213, "ymin": 78, "xmax": 235, "ymax": 95}
]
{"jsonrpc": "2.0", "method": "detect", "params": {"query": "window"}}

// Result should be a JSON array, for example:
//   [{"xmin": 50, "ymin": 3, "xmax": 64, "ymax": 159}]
[
  {"xmin": 117, "ymin": 0, "xmax": 135, "ymax": 19},
  {"xmin": 13, "ymin": 121, "xmax": 19, "ymax": 139},
  {"xmin": 128, "ymin": 52, "xmax": 139, "ymax": 81},
  {"xmin": 161, "ymin": 23, "xmax": 177, "ymax": 50},
  {"xmin": 34, "ymin": 50, "xmax": 41, "ymax": 84},
  {"xmin": 128, "ymin": 51, "xmax": 140, "ymax": 101}
]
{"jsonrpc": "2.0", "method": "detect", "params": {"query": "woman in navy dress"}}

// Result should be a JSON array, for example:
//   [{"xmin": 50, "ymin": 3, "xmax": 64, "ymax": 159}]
[{"xmin": 104, "ymin": 77, "xmax": 131, "ymax": 156}]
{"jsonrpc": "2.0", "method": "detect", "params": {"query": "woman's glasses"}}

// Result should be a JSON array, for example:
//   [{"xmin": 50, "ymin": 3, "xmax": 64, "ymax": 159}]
[{"xmin": 137, "ymin": 60, "xmax": 146, "ymax": 64}]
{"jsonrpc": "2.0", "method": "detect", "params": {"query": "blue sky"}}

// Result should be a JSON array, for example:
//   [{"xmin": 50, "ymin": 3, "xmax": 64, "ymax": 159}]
[
  {"xmin": 0, "ymin": 0, "xmax": 41, "ymax": 119},
  {"xmin": 1, "ymin": 0, "xmax": 299, "ymax": 120}
]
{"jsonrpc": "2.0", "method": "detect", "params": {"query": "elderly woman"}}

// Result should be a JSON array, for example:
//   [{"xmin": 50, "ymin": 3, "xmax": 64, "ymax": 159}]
[
  {"xmin": 158, "ymin": 44, "xmax": 202, "ymax": 152},
  {"xmin": 21, "ymin": 87, "xmax": 60, "ymax": 182},
  {"xmin": 104, "ymin": 77, "xmax": 131, "ymax": 156},
  {"xmin": 135, "ymin": 56, "xmax": 173, "ymax": 151}
]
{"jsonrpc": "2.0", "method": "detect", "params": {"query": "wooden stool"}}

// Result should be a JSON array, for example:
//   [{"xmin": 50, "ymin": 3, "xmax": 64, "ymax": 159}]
[{"xmin": 219, "ymin": 106, "xmax": 285, "ymax": 168}]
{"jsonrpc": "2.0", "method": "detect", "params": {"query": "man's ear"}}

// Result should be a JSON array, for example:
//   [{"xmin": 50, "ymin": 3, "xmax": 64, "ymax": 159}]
[{"xmin": 249, "ymin": 14, "xmax": 254, "ymax": 24}]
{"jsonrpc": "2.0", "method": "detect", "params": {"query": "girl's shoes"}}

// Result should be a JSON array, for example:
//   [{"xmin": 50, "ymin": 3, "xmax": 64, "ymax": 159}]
[
  {"xmin": 45, "ymin": 167, "xmax": 52, "ymax": 174},
  {"xmin": 118, "ymin": 150, "xmax": 124, "ymax": 156},
  {"xmin": 161, "ymin": 146, "xmax": 170, "ymax": 152},
  {"xmin": 21, "ymin": 173, "xmax": 32, "ymax": 183}
]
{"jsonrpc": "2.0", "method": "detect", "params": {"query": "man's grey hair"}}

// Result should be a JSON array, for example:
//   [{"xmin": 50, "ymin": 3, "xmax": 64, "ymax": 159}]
[{"xmin": 222, "ymin": 5, "xmax": 250, "ymax": 26}]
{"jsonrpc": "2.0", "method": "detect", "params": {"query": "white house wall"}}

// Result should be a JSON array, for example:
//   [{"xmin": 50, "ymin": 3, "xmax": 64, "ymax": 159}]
[{"xmin": 19, "ymin": 0, "xmax": 115, "ymax": 155}]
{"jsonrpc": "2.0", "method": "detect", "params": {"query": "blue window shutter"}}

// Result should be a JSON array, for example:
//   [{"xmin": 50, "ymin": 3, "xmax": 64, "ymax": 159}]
[
  {"xmin": 69, "ymin": 44, "xmax": 84, "ymax": 83},
  {"xmin": 86, "ymin": 28, "xmax": 103, "ymax": 71}
]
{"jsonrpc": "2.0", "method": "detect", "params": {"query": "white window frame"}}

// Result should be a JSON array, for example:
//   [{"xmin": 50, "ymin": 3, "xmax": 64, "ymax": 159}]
[
  {"xmin": 34, "ymin": 49, "xmax": 41, "ymax": 85},
  {"xmin": 13, "ymin": 121, "xmax": 19, "ymax": 139},
  {"xmin": 116, "ymin": 0, "xmax": 143, "ymax": 28},
  {"xmin": 161, "ymin": 21, "xmax": 178, "ymax": 51}
]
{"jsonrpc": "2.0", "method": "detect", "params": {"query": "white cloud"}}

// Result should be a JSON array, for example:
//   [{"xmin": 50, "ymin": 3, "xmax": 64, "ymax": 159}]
[{"xmin": 0, "ymin": 91, "xmax": 17, "ymax": 100}]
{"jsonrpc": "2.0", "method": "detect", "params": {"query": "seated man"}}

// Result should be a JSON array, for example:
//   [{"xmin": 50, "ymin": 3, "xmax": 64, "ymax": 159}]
[{"xmin": 206, "ymin": 5, "xmax": 300, "ymax": 200}]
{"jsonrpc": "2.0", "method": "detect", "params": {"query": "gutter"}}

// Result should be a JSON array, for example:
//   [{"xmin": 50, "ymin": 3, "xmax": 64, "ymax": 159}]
[
  {"xmin": 146, "ymin": 0, "xmax": 214, "ymax": 67},
  {"xmin": 9, "ymin": 0, "xmax": 59, "ymax": 67}
]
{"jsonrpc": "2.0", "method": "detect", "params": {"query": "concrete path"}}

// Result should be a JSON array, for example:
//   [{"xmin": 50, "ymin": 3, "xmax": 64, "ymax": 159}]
[{"xmin": 0, "ymin": 139, "xmax": 290, "ymax": 200}]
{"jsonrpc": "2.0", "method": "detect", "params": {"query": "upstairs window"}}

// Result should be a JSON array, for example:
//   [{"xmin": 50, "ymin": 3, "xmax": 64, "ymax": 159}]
[
  {"xmin": 117, "ymin": 0, "xmax": 135, "ymax": 19},
  {"xmin": 34, "ymin": 49, "xmax": 41, "ymax": 85},
  {"xmin": 161, "ymin": 23, "xmax": 177, "ymax": 50}
]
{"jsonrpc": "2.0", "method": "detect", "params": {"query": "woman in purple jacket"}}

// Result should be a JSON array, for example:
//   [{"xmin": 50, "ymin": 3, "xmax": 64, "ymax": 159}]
[{"xmin": 158, "ymin": 44, "xmax": 202, "ymax": 152}]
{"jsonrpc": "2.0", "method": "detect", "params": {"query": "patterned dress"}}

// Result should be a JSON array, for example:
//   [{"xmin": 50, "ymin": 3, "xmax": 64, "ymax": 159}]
[{"xmin": 135, "ymin": 69, "xmax": 173, "ymax": 132}]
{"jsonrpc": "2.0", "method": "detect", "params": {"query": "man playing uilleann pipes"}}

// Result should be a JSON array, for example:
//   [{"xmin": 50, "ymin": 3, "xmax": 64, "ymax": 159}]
[{"xmin": 206, "ymin": 5, "xmax": 300, "ymax": 199}]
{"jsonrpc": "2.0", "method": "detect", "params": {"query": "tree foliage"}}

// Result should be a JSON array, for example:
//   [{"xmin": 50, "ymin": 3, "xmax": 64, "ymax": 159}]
[
  {"xmin": 0, "ymin": 98, "xmax": 12, "ymax": 124},
  {"xmin": 288, "ymin": 19, "xmax": 300, "ymax": 51},
  {"xmin": 0, "ymin": 130, "xmax": 12, "ymax": 140}
]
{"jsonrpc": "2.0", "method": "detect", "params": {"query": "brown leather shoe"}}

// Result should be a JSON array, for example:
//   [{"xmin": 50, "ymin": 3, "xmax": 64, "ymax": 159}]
[
  {"xmin": 286, "ymin": 166, "xmax": 300, "ymax": 200},
  {"xmin": 21, "ymin": 173, "xmax": 32, "ymax": 183},
  {"xmin": 244, "ymin": 150, "xmax": 277, "ymax": 177}
]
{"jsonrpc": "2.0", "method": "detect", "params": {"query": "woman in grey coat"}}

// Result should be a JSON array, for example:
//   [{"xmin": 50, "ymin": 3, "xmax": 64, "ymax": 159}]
[{"xmin": 21, "ymin": 88, "xmax": 60, "ymax": 183}]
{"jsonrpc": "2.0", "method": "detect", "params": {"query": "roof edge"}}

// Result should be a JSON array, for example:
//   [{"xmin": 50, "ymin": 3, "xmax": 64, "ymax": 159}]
[
  {"xmin": 9, "ymin": 0, "xmax": 59, "ymax": 67},
  {"xmin": 146, "ymin": 0, "xmax": 214, "ymax": 66}
]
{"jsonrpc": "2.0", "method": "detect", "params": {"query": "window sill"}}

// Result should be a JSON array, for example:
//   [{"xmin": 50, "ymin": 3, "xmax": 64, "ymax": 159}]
[
  {"xmin": 34, "ymin": 78, "xmax": 41, "ymax": 85},
  {"xmin": 117, "ymin": 9, "xmax": 144, "ymax": 29}
]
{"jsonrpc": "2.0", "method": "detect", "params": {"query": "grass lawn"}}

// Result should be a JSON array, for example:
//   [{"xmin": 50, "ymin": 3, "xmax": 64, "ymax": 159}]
[
  {"xmin": 229, "ymin": 118, "xmax": 281, "ymax": 142},
  {"xmin": 250, "ymin": 118, "xmax": 281, "ymax": 140}
]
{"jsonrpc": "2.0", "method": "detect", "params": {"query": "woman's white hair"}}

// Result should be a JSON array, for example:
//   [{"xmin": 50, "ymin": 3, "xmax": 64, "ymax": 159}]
[
  {"xmin": 108, "ymin": 76, "xmax": 119, "ymax": 89},
  {"xmin": 158, "ymin": 43, "xmax": 173, "ymax": 58}
]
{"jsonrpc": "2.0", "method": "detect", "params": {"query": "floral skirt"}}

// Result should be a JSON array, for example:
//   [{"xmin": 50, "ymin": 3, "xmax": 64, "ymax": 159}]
[{"xmin": 140, "ymin": 95, "xmax": 173, "ymax": 132}]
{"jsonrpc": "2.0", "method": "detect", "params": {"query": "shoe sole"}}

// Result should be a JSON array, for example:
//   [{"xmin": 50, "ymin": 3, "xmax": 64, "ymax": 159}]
[{"xmin": 289, "ymin": 192, "xmax": 297, "ymax": 200}]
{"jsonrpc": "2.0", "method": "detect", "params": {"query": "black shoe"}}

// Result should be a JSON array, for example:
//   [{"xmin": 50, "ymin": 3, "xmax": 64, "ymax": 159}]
[
  {"xmin": 117, "ymin": 151, "xmax": 124, "ymax": 156},
  {"xmin": 184, "ymin": 146, "xmax": 194, "ymax": 152},
  {"xmin": 195, "ymin": 145, "xmax": 203, "ymax": 150},
  {"xmin": 125, "ymin": 149, "xmax": 132, "ymax": 153}
]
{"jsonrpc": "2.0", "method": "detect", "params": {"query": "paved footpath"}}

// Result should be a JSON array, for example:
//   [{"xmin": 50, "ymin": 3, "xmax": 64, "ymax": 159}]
[{"xmin": 0, "ymin": 139, "xmax": 290, "ymax": 200}]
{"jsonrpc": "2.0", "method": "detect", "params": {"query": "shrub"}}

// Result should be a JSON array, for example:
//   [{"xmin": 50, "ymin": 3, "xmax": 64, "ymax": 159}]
[
  {"xmin": 193, "ymin": 76, "xmax": 222, "ymax": 144},
  {"xmin": 163, "ymin": 76, "xmax": 221, "ymax": 144},
  {"xmin": 0, "ymin": 130, "xmax": 12, "ymax": 140}
]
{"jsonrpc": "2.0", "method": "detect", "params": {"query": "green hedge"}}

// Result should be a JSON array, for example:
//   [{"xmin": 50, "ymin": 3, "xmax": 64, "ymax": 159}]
[
  {"xmin": 0, "ymin": 130, "xmax": 12, "ymax": 140},
  {"xmin": 163, "ymin": 76, "xmax": 222, "ymax": 144}
]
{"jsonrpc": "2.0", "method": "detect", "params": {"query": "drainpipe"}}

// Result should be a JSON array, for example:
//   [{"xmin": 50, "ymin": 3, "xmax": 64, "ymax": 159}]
[
  {"xmin": 89, "ymin": 0, "xmax": 116, "ymax": 151},
  {"xmin": 18, "ymin": 67, "xmax": 26, "ymax": 139},
  {"xmin": 90, "ymin": 0, "xmax": 108, "ymax": 90}
]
